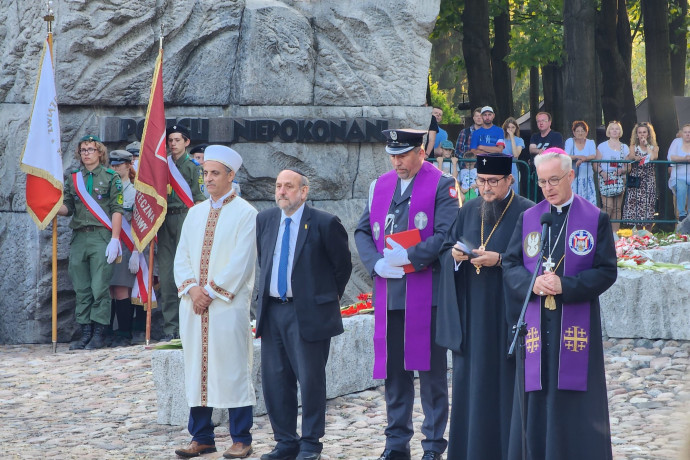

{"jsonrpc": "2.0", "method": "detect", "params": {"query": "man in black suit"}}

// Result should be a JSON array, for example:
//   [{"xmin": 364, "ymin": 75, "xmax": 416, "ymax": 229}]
[{"xmin": 255, "ymin": 168, "xmax": 353, "ymax": 460}]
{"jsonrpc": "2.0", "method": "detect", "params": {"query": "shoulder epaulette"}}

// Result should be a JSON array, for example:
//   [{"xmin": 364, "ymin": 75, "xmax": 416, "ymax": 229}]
[{"xmin": 105, "ymin": 168, "xmax": 117, "ymax": 175}]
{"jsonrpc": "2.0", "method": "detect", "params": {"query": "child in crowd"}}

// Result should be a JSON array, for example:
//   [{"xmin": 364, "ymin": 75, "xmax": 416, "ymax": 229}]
[
  {"xmin": 435, "ymin": 140, "xmax": 458, "ymax": 178},
  {"xmin": 460, "ymin": 151, "xmax": 479, "ymax": 202}
]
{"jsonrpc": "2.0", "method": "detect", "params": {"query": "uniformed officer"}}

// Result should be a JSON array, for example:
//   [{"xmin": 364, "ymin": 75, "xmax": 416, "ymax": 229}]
[
  {"xmin": 58, "ymin": 135, "xmax": 124, "ymax": 350},
  {"xmin": 191, "ymin": 144, "xmax": 210, "ymax": 199},
  {"xmin": 108, "ymin": 149, "xmax": 140, "ymax": 347},
  {"xmin": 354, "ymin": 129, "xmax": 460, "ymax": 460},
  {"xmin": 158, "ymin": 125, "xmax": 205, "ymax": 340},
  {"xmin": 126, "ymin": 141, "xmax": 141, "ymax": 171}
]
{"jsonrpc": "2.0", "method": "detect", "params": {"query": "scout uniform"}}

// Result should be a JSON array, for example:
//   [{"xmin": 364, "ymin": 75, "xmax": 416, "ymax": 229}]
[
  {"xmin": 158, "ymin": 125, "xmax": 205, "ymax": 338},
  {"xmin": 64, "ymin": 136, "xmax": 123, "ymax": 349}
]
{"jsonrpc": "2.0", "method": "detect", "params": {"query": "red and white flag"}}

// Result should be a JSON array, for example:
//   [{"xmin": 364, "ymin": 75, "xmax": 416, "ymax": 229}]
[
  {"xmin": 132, "ymin": 46, "xmax": 168, "ymax": 252},
  {"xmin": 20, "ymin": 38, "xmax": 63, "ymax": 230}
]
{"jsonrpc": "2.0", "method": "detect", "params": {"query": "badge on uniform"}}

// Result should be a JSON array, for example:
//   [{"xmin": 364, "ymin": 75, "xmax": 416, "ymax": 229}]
[
  {"xmin": 524, "ymin": 231, "xmax": 540, "ymax": 258},
  {"xmin": 449, "ymin": 186, "xmax": 458, "ymax": 198},
  {"xmin": 414, "ymin": 212, "xmax": 428, "ymax": 230},
  {"xmin": 568, "ymin": 230, "xmax": 594, "ymax": 255},
  {"xmin": 373, "ymin": 222, "xmax": 381, "ymax": 240}
]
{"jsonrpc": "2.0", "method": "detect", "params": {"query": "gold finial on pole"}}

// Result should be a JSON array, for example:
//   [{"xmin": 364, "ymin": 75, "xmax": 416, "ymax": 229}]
[{"xmin": 43, "ymin": 1, "xmax": 55, "ymax": 34}]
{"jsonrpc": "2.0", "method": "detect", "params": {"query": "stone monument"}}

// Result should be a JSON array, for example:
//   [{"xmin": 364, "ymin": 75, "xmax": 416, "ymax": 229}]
[{"xmin": 0, "ymin": 0, "xmax": 440, "ymax": 343}]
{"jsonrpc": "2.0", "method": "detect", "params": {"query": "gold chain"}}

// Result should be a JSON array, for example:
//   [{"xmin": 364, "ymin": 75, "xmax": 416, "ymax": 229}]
[{"xmin": 475, "ymin": 191, "xmax": 515, "ymax": 274}]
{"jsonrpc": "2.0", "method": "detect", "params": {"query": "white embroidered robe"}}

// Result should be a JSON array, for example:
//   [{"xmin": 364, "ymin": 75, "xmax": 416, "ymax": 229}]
[{"xmin": 174, "ymin": 195, "xmax": 257, "ymax": 408}]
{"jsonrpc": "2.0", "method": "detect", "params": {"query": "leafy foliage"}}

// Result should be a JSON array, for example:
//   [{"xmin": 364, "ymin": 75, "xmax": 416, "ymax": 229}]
[
  {"xmin": 430, "ymin": 79, "xmax": 463, "ymax": 124},
  {"xmin": 507, "ymin": 0, "xmax": 564, "ymax": 74}
]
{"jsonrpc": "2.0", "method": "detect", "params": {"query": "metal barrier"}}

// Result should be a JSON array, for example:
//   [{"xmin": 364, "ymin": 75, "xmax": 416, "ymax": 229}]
[
  {"xmin": 429, "ymin": 157, "xmax": 684, "ymax": 229},
  {"xmin": 429, "ymin": 157, "xmax": 533, "ymax": 200}
]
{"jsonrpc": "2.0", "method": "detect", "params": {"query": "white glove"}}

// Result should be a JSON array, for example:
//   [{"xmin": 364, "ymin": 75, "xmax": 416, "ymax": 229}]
[
  {"xmin": 105, "ymin": 238, "xmax": 122, "ymax": 264},
  {"xmin": 374, "ymin": 258, "xmax": 405, "ymax": 279},
  {"xmin": 128, "ymin": 251, "xmax": 140, "ymax": 274},
  {"xmin": 383, "ymin": 239, "xmax": 410, "ymax": 266}
]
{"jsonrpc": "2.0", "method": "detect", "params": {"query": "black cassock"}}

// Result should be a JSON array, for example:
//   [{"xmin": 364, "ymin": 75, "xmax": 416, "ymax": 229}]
[
  {"xmin": 502, "ymin": 203, "xmax": 617, "ymax": 460},
  {"xmin": 436, "ymin": 191, "xmax": 534, "ymax": 460}
]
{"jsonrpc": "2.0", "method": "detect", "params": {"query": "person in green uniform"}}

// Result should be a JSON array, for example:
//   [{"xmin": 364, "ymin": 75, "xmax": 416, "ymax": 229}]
[
  {"xmin": 159, "ymin": 125, "xmax": 205, "ymax": 340},
  {"xmin": 58, "ymin": 135, "xmax": 124, "ymax": 350}
]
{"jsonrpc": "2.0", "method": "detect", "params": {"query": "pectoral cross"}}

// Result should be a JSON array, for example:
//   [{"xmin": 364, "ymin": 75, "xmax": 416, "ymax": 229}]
[{"xmin": 542, "ymin": 257, "xmax": 555, "ymax": 273}]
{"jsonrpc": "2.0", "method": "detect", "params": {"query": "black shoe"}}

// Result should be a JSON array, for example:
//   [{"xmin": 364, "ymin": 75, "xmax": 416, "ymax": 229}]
[
  {"xmin": 296, "ymin": 452, "xmax": 321, "ymax": 460},
  {"xmin": 85, "ymin": 324, "xmax": 107, "ymax": 349},
  {"xmin": 421, "ymin": 451, "xmax": 443, "ymax": 460},
  {"xmin": 111, "ymin": 334, "xmax": 132, "ymax": 347},
  {"xmin": 378, "ymin": 449, "xmax": 411, "ymax": 460},
  {"xmin": 69, "ymin": 323, "xmax": 93, "ymax": 350},
  {"xmin": 160, "ymin": 334, "xmax": 175, "ymax": 342},
  {"xmin": 260, "ymin": 448, "xmax": 299, "ymax": 460}
]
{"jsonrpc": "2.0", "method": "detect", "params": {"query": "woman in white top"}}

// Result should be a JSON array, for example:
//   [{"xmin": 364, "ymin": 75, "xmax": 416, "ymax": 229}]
[
  {"xmin": 595, "ymin": 121, "xmax": 629, "ymax": 232},
  {"xmin": 622, "ymin": 122, "xmax": 658, "ymax": 227},
  {"xmin": 669, "ymin": 124, "xmax": 690, "ymax": 221},
  {"xmin": 502, "ymin": 117, "xmax": 524, "ymax": 194},
  {"xmin": 564, "ymin": 120, "xmax": 597, "ymax": 205}
]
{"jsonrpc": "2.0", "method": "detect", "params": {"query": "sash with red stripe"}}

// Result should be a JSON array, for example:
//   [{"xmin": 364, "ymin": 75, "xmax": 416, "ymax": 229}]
[
  {"xmin": 167, "ymin": 156, "xmax": 194, "ymax": 208},
  {"xmin": 73, "ymin": 172, "xmax": 156, "ymax": 307}
]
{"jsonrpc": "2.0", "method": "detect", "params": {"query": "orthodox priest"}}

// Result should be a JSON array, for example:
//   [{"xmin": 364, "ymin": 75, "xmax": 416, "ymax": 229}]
[
  {"xmin": 436, "ymin": 153, "xmax": 533, "ymax": 460},
  {"xmin": 503, "ymin": 148, "xmax": 617, "ymax": 460},
  {"xmin": 355, "ymin": 128, "xmax": 460, "ymax": 460},
  {"xmin": 174, "ymin": 145, "xmax": 257, "ymax": 459}
]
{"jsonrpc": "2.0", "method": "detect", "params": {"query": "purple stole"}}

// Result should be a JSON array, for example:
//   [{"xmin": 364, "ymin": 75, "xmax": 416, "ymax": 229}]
[
  {"xmin": 521, "ymin": 195, "xmax": 599, "ymax": 391},
  {"xmin": 370, "ymin": 161, "xmax": 442, "ymax": 379}
]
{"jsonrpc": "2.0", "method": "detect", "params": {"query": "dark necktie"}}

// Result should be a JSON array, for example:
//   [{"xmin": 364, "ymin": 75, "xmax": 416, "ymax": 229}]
[{"xmin": 278, "ymin": 217, "xmax": 292, "ymax": 301}]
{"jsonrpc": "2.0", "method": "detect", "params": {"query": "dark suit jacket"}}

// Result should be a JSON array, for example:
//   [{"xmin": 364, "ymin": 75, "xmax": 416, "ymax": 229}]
[{"xmin": 255, "ymin": 204, "xmax": 353, "ymax": 342}]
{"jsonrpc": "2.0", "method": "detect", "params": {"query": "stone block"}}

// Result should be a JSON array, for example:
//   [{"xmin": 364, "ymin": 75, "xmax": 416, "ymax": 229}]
[
  {"xmin": 302, "ymin": 0, "xmax": 441, "ymax": 106},
  {"xmin": 52, "ymin": 0, "xmax": 243, "ymax": 106},
  {"xmin": 152, "ymin": 314, "xmax": 381, "ymax": 425},
  {"xmin": 600, "ymin": 269, "xmax": 690, "ymax": 340},
  {"xmin": 232, "ymin": 0, "xmax": 315, "ymax": 105},
  {"xmin": 235, "ymin": 143, "xmax": 358, "ymax": 201}
]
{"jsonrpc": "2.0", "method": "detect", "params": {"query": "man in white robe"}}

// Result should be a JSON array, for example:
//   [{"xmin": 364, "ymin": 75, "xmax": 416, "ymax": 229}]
[{"xmin": 173, "ymin": 145, "xmax": 257, "ymax": 459}]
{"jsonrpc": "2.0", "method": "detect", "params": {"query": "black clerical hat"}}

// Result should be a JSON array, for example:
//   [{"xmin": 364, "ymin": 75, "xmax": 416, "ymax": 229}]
[
  {"xmin": 382, "ymin": 129, "xmax": 426, "ymax": 155},
  {"xmin": 476, "ymin": 154, "xmax": 512, "ymax": 175}
]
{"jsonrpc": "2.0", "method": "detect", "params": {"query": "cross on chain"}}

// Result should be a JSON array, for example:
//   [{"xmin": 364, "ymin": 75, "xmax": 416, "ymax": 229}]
[{"xmin": 542, "ymin": 257, "xmax": 555, "ymax": 273}]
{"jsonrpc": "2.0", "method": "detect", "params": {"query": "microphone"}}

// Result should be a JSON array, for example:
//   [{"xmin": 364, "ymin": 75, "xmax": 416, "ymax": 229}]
[{"xmin": 540, "ymin": 213, "xmax": 553, "ymax": 244}]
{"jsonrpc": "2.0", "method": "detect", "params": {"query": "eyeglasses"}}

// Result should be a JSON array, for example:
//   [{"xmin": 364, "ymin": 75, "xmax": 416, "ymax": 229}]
[
  {"xmin": 537, "ymin": 172, "xmax": 569, "ymax": 188},
  {"xmin": 79, "ymin": 148, "xmax": 98, "ymax": 155},
  {"xmin": 475, "ymin": 176, "xmax": 507, "ymax": 187}
]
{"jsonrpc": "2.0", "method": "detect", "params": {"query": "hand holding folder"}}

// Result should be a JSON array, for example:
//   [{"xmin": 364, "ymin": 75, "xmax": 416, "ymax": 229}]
[{"xmin": 384, "ymin": 228, "xmax": 421, "ymax": 273}]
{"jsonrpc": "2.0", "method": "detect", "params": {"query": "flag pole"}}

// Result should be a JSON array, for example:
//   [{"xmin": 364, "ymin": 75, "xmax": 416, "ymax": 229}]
[
  {"xmin": 44, "ymin": 2, "xmax": 58, "ymax": 353},
  {"xmin": 145, "ymin": 25, "xmax": 164, "ymax": 347},
  {"xmin": 146, "ymin": 241, "xmax": 154, "ymax": 346}
]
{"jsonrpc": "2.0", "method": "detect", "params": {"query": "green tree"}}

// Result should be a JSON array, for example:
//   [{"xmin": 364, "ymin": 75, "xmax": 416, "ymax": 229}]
[{"xmin": 430, "ymin": 80, "xmax": 463, "ymax": 124}]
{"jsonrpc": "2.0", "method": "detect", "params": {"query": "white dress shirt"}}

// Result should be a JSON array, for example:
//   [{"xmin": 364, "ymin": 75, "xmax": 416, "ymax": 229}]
[{"xmin": 269, "ymin": 203, "xmax": 305, "ymax": 298}]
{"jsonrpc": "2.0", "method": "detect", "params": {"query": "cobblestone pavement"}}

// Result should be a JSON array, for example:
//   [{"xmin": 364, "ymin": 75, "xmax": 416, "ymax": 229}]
[{"xmin": 0, "ymin": 338, "xmax": 688, "ymax": 459}]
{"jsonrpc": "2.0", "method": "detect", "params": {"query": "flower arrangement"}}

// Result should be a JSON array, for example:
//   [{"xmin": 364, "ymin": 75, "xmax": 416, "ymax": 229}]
[
  {"xmin": 341, "ymin": 292, "xmax": 373, "ymax": 317},
  {"xmin": 615, "ymin": 229, "xmax": 689, "ymax": 271}
]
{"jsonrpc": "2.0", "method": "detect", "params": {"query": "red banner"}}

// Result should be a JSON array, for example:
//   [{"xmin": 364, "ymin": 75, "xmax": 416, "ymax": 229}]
[{"xmin": 133, "ymin": 47, "xmax": 168, "ymax": 252}]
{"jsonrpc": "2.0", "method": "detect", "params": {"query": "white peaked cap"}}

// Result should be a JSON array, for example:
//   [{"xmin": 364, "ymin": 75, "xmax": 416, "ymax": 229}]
[{"xmin": 204, "ymin": 145, "xmax": 243, "ymax": 172}]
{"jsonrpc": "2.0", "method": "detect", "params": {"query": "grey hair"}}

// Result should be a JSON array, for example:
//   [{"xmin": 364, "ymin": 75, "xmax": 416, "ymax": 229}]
[{"xmin": 534, "ymin": 151, "xmax": 572, "ymax": 172}]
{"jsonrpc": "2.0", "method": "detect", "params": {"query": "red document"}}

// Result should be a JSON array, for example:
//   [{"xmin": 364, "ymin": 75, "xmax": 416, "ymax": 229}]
[{"xmin": 385, "ymin": 229, "xmax": 422, "ymax": 273}]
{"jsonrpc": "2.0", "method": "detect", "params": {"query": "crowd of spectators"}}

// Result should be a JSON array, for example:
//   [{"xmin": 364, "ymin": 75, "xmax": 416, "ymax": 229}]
[{"xmin": 432, "ymin": 108, "xmax": 690, "ymax": 229}]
